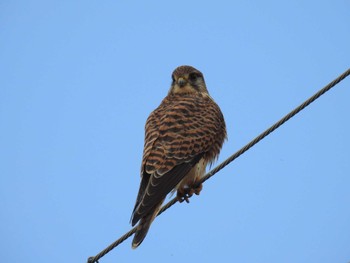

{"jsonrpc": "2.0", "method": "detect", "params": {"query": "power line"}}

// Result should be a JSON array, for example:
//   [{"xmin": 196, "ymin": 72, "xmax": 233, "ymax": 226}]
[{"xmin": 87, "ymin": 68, "xmax": 350, "ymax": 263}]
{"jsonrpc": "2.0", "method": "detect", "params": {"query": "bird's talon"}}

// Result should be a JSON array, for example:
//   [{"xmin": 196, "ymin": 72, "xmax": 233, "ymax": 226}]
[
  {"xmin": 177, "ymin": 188, "xmax": 194, "ymax": 203},
  {"xmin": 193, "ymin": 183, "xmax": 203, "ymax": 195}
]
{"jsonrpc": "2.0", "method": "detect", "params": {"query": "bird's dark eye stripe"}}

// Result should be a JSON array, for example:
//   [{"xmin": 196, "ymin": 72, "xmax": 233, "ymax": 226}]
[{"xmin": 189, "ymin": 72, "xmax": 200, "ymax": 81}]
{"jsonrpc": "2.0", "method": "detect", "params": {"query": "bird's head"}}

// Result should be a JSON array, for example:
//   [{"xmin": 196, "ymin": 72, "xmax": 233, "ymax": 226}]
[{"xmin": 168, "ymin": 65, "xmax": 208, "ymax": 95}]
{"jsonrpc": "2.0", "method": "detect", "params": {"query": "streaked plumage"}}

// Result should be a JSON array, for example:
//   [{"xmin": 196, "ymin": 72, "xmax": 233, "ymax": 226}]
[{"xmin": 131, "ymin": 65, "xmax": 227, "ymax": 248}]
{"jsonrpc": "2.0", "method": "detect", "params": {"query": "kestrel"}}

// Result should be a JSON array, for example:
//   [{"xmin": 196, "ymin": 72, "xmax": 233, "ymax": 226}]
[{"xmin": 130, "ymin": 65, "xmax": 227, "ymax": 248}]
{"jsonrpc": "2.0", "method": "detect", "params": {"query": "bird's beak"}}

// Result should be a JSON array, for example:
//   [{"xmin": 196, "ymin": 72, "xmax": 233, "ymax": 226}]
[{"xmin": 177, "ymin": 77, "xmax": 187, "ymax": 87}]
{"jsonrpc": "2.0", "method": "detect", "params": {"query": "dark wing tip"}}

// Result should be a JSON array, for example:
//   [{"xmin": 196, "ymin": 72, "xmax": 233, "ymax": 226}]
[
  {"xmin": 132, "ymin": 154, "xmax": 204, "ymax": 224},
  {"xmin": 131, "ymin": 210, "xmax": 155, "ymax": 249},
  {"xmin": 131, "ymin": 212, "xmax": 140, "ymax": 226}
]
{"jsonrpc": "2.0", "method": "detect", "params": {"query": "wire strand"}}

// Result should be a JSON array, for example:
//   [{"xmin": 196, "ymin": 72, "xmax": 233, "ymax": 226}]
[{"xmin": 87, "ymin": 68, "xmax": 350, "ymax": 263}]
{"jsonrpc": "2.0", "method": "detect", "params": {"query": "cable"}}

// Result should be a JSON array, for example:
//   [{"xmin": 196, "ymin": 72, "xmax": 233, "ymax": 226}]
[{"xmin": 87, "ymin": 68, "xmax": 350, "ymax": 263}]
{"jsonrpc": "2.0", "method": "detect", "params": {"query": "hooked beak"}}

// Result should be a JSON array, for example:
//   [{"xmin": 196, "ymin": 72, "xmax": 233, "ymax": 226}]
[{"xmin": 177, "ymin": 77, "xmax": 187, "ymax": 87}]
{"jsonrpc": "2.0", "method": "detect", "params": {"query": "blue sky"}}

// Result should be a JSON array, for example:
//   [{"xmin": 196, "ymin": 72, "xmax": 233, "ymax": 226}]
[{"xmin": 1, "ymin": 1, "xmax": 349, "ymax": 262}]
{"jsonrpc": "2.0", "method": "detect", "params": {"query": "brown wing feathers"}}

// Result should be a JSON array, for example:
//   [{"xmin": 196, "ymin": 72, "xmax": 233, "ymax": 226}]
[
  {"xmin": 130, "ymin": 66, "xmax": 227, "ymax": 248},
  {"xmin": 131, "ymin": 94, "xmax": 225, "ymax": 224},
  {"xmin": 131, "ymin": 153, "xmax": 204, "ymax": 226}
]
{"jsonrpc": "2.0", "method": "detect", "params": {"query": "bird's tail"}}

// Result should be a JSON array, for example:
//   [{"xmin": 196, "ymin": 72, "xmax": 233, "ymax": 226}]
[{"xmin": 132, "ymin": 200, "xmax": 164, "ymax": 249}]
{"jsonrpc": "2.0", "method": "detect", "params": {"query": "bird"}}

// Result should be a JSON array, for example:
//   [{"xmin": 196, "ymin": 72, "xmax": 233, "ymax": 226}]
[{"xmin": 130, "ymin": 65, "xmax": 227, "ymax": 249}]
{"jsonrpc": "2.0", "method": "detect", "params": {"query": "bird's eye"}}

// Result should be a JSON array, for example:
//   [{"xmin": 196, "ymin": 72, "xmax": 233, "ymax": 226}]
[{"xmin": 189, "ymin": 73, "xmax": 199, "ymax": 82}]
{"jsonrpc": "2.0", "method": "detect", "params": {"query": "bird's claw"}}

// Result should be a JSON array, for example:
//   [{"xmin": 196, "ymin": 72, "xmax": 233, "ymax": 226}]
[
  {"xmin": 177, "ymin": 187, "xmax": 193, "ymax": 203},
  {"xmin": 177, "ymin": 183, "xmax": 203, "ymax": 203}
]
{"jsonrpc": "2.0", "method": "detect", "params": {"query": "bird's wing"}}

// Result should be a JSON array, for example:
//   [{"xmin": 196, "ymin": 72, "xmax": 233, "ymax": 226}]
[
  {"xmin": 131, "ymin": 154, "xmax": 203, "ymax": 226},
  {"xmin": 131, "ymin": 94, "xmax": 226, "ymax": 226}
]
